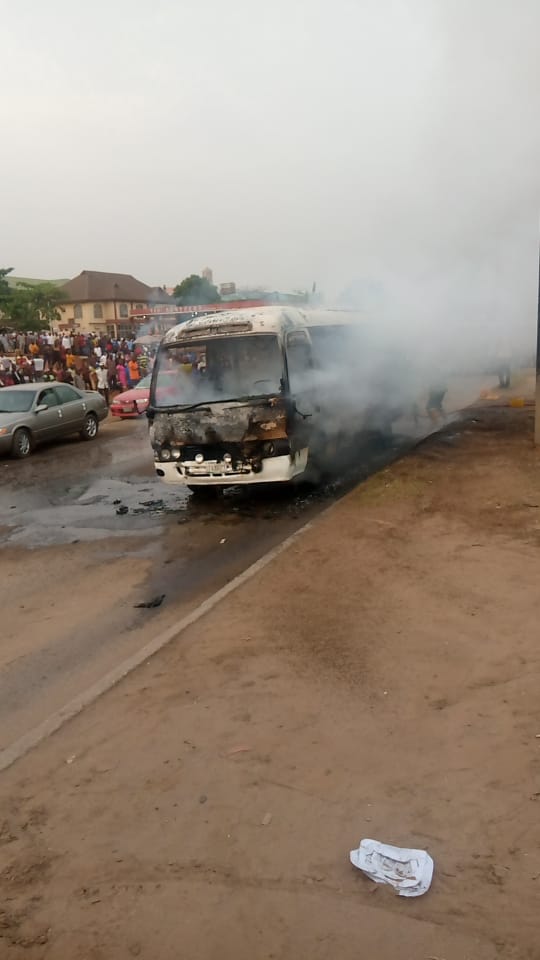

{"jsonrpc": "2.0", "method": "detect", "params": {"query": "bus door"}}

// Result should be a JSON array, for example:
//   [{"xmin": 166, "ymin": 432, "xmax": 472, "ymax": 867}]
[{"xmin": 285, "ymin": 330, "xmax": 319, "ymax": 421}]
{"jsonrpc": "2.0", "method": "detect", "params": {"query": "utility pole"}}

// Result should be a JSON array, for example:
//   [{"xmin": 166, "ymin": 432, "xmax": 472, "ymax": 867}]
[{"xmin": 534, "ymin": 250, "xmax": 540, "ymax": 446}]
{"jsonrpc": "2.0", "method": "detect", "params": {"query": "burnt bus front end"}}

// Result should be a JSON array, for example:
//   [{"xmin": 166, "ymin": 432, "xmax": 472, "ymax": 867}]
[
  {"xmin": 147, "ymin": 323, "xmax": 310, "ymax": 487},
  {"xmin": 150, "ymin": 396, "xmax": 309, "ymax": 485}
]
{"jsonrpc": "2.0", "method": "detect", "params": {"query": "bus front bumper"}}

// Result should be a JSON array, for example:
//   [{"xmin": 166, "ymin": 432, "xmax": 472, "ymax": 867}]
[{"xmin": 155, "ymin": 450, "xmax": 308, "ymax": 486}]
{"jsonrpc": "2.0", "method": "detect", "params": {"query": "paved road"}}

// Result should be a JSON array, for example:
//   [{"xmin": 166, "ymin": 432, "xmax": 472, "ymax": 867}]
[{"xmin": 0, "ymin": 374, "xmax": 493, "ymax": 750}]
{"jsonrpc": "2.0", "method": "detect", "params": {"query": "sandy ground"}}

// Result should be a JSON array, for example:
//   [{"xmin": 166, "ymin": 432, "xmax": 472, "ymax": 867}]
[
  {"xmin": 0, "ymin": 373, "xmax": 492, "ymax": 751},
  {"xmin": 2, "ymin": 396, "xmax": 540, "ymax": 959}
]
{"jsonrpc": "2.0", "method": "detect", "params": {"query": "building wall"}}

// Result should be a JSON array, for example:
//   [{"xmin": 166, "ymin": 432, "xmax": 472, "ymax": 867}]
[{"xmin": 57, "ymin": 300, "xmax": 148, "ymax": 333}]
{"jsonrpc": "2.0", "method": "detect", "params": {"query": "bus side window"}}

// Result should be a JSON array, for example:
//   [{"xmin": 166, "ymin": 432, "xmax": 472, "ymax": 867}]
[{"xmin": 286, "ymin": 331, "xmax": 313, "ymax": 390}]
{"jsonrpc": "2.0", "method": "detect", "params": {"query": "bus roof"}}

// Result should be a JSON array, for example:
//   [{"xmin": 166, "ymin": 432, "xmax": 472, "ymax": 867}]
[{"xmin": 162, "ymin": 306, "xmax": 367, "ymax": 343}]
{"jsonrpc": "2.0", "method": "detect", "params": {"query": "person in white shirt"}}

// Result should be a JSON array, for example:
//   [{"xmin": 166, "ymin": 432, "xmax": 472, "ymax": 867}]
[
  {"xmin": 96, "ymin": 361, "xmax": 110, "ymax": 405},
  {"xmin": 61, "ymin": 335, "xmax": 72, "ymax": 350}
]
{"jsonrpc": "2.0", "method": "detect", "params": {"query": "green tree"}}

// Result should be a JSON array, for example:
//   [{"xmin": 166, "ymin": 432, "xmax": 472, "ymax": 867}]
[
  {"xmin": 5, "ymin": 281, "xmax": 66, "ymax": 332},
  {"xmin": 173, "ymin": 274, "xmax": 221, "ymax": 306},
  {"xmin": 0, "ymin": 268, "xmax": 14, "ymax": 309}
]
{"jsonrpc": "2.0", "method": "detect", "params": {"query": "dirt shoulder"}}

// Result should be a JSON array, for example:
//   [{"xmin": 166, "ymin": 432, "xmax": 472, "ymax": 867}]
[{"xmin": 2, "ymin": 403, "xmax": 540, "ymax": 960}]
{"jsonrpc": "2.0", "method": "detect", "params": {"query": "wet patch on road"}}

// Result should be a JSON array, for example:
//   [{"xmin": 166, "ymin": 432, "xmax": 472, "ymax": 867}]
[
  {"xmin": 0, "ymin": 425, "xmax": 427, "ymax": 550},
  {"xmin": 0, "ymin": 475, "xmax": 190, "ymax": 548}
]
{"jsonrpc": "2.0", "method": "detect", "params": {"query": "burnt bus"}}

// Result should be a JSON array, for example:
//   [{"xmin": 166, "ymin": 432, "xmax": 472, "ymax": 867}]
[{"xmin": 147, "ymin": 306, "xmax": 409, "ymax": 491}]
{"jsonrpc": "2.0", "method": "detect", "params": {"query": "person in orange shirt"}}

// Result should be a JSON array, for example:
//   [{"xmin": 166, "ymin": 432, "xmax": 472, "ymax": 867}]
[{"xmin": 128, "ymin": 356, "xmax": 141, "ymax": 389}]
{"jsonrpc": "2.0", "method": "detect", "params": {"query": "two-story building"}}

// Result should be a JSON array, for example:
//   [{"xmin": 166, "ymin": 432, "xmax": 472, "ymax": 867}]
[{"xmin": 58, "ymin": 270, "xmax": 173, "ymax": 337}]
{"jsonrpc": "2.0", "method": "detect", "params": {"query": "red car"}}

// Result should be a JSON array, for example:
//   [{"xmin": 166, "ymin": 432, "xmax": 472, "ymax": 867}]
[{"xmin": 110, "ymin": 374, "xmax": 152, "ymax": 419}]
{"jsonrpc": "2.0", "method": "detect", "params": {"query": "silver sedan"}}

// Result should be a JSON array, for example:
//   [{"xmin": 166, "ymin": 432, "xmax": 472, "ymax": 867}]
[{"xmin": 0, "ymin": 382, "xmax": 108, "ymax": 458}]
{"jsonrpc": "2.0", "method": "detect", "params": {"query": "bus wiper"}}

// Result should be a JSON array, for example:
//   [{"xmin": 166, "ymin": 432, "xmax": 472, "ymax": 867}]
[
  {"xmin": 150, "ymin": 399, "xmax": 235, "ymax": 413},
  {"xmin": 149, "ymin": 395, "xmax": 279, "ymax": 413},
  {"xmin": 177, "ymin": 398, "xmax": 267, "ymax": 411}
]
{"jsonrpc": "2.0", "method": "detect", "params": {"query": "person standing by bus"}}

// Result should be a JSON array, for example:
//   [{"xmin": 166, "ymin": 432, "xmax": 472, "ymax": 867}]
[
  {"xmin": 106, "ymin": 354, "xmax": 117, "ymax": 392},
  {"xmin": 73, "ymin": 368, "xmax": 86, "ymax": 391},
  {"xmin": 88, "ymin": 363, "xmax": 99, "ymax": 392},
  {"xmin": 496, "ymin": 341, "xmax": 511, "ymax": 389},
  {"xmin": 426, "ymin": 360, "xmax": 448, "ymax": 424},
  {"xmin": 128, "ymin": 355, "xmax": 141, "ymax": 389},
  {"xmin": 426, "ymin": 385, "xmax": 447, "ymax": 423},
  {"xmin": 96, "ymin": 359, "xmax": 110, "ymax": 405},
  {"xmin": 116, "ymin": 359, "xmax": 128, "ymax": 392}
]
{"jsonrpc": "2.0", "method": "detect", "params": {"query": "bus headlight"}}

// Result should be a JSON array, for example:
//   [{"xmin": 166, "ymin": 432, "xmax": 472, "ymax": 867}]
[
  {"xmin": 171, "ymin": 448, "xmax": 181, "ymax": 459},
  {"xmin": 223, "ymin": 453, "xmax": 232, "ymax": 464},
  {"xmin": 194, "ymin": 453, "xmax": 204, "ymax": 464},
  {"xmin": 263, "ymin": 442, "xmax": 275, "ymax": 457},
  {"xmin": 160, "ymin": 448, "xmax": 172, "ymax": 461}
]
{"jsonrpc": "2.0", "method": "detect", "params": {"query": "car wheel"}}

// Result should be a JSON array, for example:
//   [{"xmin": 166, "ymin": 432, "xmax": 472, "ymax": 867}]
[
  {"xmin": 11, "ymin": 427, "xmax": 32, "ymax": 459},
  {"xmin": 80, "ymin": 413, "xmax": 98, "ymax": 441}
]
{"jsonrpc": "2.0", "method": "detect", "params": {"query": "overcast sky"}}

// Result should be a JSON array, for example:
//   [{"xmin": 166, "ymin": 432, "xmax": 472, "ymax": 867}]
[{"xmin": 2, "ymin": 0, "xmax": 539, "ymax": 331}]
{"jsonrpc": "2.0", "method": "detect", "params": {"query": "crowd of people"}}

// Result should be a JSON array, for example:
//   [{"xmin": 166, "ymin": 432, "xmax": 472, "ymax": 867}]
[{"xmin": 0, "ymin": 330, "xmax": 155, "ymax": 405}]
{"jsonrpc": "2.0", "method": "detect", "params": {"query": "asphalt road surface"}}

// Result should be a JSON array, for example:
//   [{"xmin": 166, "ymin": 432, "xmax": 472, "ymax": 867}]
[{"xmin": 0, "ymin": 374, "xmax": 492, "ymax": 751}]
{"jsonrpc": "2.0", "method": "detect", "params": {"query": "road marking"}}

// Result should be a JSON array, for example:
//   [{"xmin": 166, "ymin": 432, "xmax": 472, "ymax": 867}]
[{"xmin": 0, "ymin": 521, "xmax": 313, "ymax": 774}]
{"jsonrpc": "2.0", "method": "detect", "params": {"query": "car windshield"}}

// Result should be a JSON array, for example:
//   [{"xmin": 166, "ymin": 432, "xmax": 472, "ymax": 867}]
[
  {"xmin": 137, "ymin": 375, "xmax": 152, "ymax": 390},
  {"xmin": 0, "ymin": 390, "xmax": 35, "ymax": 413},
  {"xmin": 151, "ymin": 335, "xmax": 284, "ymax": 409}
]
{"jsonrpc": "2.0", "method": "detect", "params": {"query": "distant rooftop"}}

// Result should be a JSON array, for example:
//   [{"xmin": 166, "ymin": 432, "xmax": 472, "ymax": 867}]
[{"xmin": 61, "ymin": 270, "xmax": 172, "ymax": 304}]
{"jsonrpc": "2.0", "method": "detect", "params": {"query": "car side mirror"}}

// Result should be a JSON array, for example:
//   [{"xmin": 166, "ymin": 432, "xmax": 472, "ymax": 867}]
[{"xmin": 35, "ymin": 403, "xmax": 48, "ymax": 413}]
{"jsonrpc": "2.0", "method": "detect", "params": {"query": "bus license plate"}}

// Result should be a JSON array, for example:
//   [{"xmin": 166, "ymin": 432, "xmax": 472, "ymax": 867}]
[{"xmin": 188, "ymin": 462, "xmax": 230, "ymax": 476}]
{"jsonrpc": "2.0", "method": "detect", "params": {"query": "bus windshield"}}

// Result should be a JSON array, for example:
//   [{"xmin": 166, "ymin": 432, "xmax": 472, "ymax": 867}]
[{"xmin": 152, "ymin": 335, "xmax": 284, "ymax": 409}]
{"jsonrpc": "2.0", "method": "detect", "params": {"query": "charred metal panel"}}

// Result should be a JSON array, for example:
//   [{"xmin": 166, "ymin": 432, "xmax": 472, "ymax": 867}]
[{"xmin": 152, "ymin": 399, "xmax": 291, "ymax": 447}]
